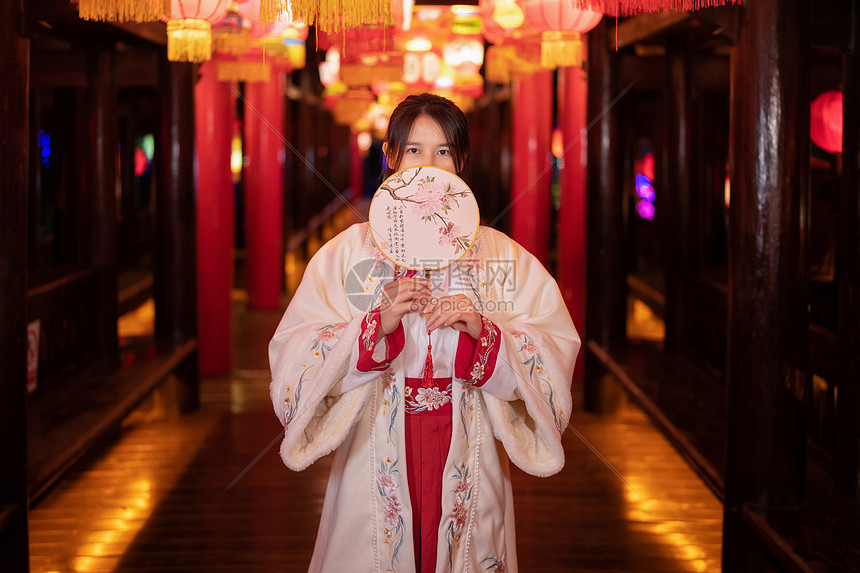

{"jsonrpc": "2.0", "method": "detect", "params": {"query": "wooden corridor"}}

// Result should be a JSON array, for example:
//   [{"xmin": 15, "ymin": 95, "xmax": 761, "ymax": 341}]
[{"xmin": 28, "ymin": 287, "xmax": 723, "ymax": 572}]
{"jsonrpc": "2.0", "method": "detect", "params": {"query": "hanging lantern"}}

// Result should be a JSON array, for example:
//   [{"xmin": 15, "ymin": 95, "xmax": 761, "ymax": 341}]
[
  {"xmin": 519, "ymin": 0, "xmax": 602, "ymax": 69},
  {"xmin": 402, "ymin": 51, "xmax": 443, "ymax": 87},
  {"xmin": 212, "ymin": 2, "xmax": 253, "ymax": 55},
  {"xmin": 168, "ymin": 0, "xmax": 232, "ymax": 63},
  {"xmin": 810, "ymin": 90, "xmax": 843, "ymax": 154},
  {"xmin": 333, "ymin": 89, "xmax": 378, "ymax": 126},
  {"xmin": 78, "ymin": 0, "xmax": 169, "ymax": 22},
  {"xmin": 443, "ymin": 36, "xmax": 485, "ymax": 74},
  {"xmin": 479, "ymin": 0, "xmax": 525, "ymax": 44},
  {"xmin": 215, "ymin": 50, "xmax": 273, "ymax": 82},
  {"xmin": 260, "ymin": 0, "xmax": 392, "ymax": 32}
]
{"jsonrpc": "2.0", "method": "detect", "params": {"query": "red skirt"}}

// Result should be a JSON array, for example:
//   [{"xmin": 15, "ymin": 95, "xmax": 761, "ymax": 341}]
[{"xmin": 404, "ymin": 377, "xmax": 453, "ymax": 573}]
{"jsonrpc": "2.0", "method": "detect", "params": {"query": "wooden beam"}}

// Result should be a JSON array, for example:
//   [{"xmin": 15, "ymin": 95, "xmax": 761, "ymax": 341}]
[
  {"xmin": 110, "ymin": 22, "xmax": 167, "ymax": 47},
  {"xmin": 585, "ymin": 20, "xmax": 626, "ymax": 414},
  {"xmin": 30, "ymin": 52, "xmax": 87, "ymax": 87},
  {"xmin": 88, "ymin": 46, "xmax": 119, "ymax": 359},
  {"xmin": 116, "ymin": 51, "xmax": 159, "ymax": 87},
  {"xmin": 835, "ymin": 0, "xmax": 860, "ymax": 497},
  {"xmin": 662, "ymin": 39, "xmax": 691, "ymax": 354},
  {"xmin": 0, "ymin": 0, "xmax": 31, "ymax": 569},
  {"xmin": 724, "ymin": 0, "xmax": 810, "ymax": 569},
  {"xmin": 610, "ymin": 11, "xmax": 690, "ymax": 51},
  {"xmin": 155, "ymin": 56, "xmax": 199, "ymax": 411}
]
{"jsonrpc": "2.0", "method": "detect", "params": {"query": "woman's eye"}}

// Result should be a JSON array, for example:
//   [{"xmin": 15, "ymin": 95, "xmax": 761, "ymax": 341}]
[
  {"xmin": 438, "ymin": 149, "xmax": 449, "ymax": 156},
  {"xmin": 406, "ymin": 147, "xmax": 420, "ymax": 154}
]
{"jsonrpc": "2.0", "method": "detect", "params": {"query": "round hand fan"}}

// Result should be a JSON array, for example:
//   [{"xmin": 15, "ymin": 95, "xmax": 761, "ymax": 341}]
[{"xmin": 368, "ymin": 166, "xmax": 480, "ymax": 271}]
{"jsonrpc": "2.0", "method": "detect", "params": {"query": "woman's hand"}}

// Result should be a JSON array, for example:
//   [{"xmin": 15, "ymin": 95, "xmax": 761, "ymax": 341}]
[
  {"xmin": 424, "ymin": 294, "xmax": 482, "ymax": 340},
  {"xmin": 378, "ymin": 277, "xmax": 432, "ymax": 336}
]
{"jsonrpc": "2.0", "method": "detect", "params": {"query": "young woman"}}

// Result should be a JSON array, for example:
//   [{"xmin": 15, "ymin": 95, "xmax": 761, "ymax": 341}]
[{"xmin": 269, "ymin": 93, "xmax": 580, "ymax": 573}]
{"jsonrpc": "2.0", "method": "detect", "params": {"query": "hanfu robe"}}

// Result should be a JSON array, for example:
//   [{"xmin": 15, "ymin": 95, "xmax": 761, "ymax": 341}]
[{"xmin": 269, "ymin": 222, "xmax": 580, "ymax": 573}]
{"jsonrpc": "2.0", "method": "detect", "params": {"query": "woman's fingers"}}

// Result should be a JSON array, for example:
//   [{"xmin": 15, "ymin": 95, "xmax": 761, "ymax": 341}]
[
  {"xmin": 424, "ymin": 295, "xmax": 480, "ymax": 337},
  {"xmin": 381, "ymin": 278, "xmax": 431, "ymax": 310},
  {"xmin": 379, "ymin": 278, "xmax": 432, "ymax": 336}
]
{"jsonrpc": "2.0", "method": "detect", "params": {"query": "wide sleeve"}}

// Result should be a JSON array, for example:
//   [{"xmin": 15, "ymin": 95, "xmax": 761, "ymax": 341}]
[
  {"xmin": 476, "ymin": 233, "xmax": 581, "ymax": 478},
  {"xmin": 269, "ymin": 224, "xmax": 377, "ymax": 471}
]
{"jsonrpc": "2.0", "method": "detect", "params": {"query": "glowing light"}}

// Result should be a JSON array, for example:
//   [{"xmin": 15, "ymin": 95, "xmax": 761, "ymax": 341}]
[
  {"xmin": 452, "ymin": 5, "xmax": 480, "ymax": 15},
  {"xmin": 357, "ymin": 131, "xmax": 372, "ymax": 152},
  {"xmin": 140, "ymin": 133, "xmax": 155, "ymax": 160},
  {"xmin": 443, "ymin": 37, "xmax": 484, "ymax": 73},
  {"xmin": 433, "ymin": 71, "xmax": 456, "ymax": 88},
  {"xmin": 635, "ymin": 173, "xmax": 656, "ymax": 202},
  {"xmin": 319, "ymin": 47, "xmax": 340, "ymax": 87},
  {"xmin": 231, "ymin": 134, "xmax": 243, "ymax": 175},
  {"xmin": 37, "ymin": 129, "xmax": 52, "ymax": 167},
  {"xmin": 551, "ymin": 126, "xmax": 563, "ymax": 158},
  {"xmin": 405, "ymin": 37, "xmax": 432, "ymax": 52},
  {"xmin": 810, "ymin": 90, "xmax": 842, "ymax": 153},
  {"xmin": 492, "ymin": 0, "xmax": 525, "ymax": 29},
  {"xmin": 134, "ymin": 148, "xmax": 148, "ymax": 176},
  {"xmin": 636, "ymin": 199, "xmax": 655, "ymax": 220}
]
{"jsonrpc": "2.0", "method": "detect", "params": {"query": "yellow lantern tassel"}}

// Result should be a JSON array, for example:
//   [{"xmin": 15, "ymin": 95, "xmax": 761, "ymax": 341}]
[
  {"xmin": 168, "ymin": 19, "xmax": 213, "ymax": 63},
  {"xmin": 485, "ymin": 46, "xmax": 511, "ymax": 84},
  {"xmin": 260, "ymin": 0, "xmax": 291, "ymax": 24},
  {"xmin": 540, "ymin": 31, "xmax": 583, "ymax": 69},
  {"xmin": 213, "ymin": 27, "xmax": 251, "ymax": 56},
  {"xmin": 277, "ymin": 0, "xmax": 392, "ymax": 32},
  {"xmin": 78, "ymin": 0, "xmax": 169, "ymax": 22}
]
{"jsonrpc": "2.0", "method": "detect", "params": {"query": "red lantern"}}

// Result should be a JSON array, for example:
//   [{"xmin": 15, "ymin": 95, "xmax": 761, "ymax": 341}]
[
  {"xmin": 810, "ymin": 90, "xmax": 843, "ymax": 154},
  {"xmin": 519, "ymin": 0, "xmax": 602, "ymax": 68},
  {"xmin": 168, "ymin": 0, "xmax": 232, "ymax": 62},
  {"xmin": 479, "ymin": 0, "xmax": 525, "ymax": 44}
]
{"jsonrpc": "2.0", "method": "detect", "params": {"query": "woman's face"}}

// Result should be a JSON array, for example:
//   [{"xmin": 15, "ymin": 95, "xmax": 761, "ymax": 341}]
[{"xmin": 387, "ymin": 114, "xmax": 457, "ymax": 173}]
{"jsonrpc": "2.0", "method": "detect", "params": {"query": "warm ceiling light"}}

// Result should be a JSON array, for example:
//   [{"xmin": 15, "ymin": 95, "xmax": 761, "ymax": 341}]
[{"xmin": 405, "ymin": 37, "xmax": 433, "ymax": 51}]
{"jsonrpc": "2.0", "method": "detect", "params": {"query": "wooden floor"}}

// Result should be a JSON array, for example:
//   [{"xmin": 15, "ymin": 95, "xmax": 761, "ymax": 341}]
[
  {"xmin": 29, "ymin": 215, "xmax": 723, "ymax": 572},
  {"xmin": 29, "ymin": 297, "xmax": 723, "ymax": 572}
]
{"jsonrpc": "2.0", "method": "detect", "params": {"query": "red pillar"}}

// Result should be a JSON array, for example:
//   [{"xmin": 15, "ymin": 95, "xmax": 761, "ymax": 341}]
[
  {"xmin": 511, "ymin": 70, "xmax": 553, "ymax": 266},
  {"xmin": 195, "ymin": 61, "xmax": 234, "ymax": 376},
  {"xmin": 244, "ymin": 73, "xmax": 285, "ymax": 310},
  {"xmin": 350, "ymin": 130, "xmax": 363, "ymax": 203},
  {"xmin": 558, "ymin": 63, "xmax": 588, "ymax": 381}
]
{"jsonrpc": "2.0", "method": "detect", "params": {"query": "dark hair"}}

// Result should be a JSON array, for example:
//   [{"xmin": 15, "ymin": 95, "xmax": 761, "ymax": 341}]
[{"xmin": 382, "ymin": 93, "xmax": 470, "ymax": 179}]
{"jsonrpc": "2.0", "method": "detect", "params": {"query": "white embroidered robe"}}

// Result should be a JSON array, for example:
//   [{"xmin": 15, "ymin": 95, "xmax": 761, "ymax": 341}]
[{"xmin": 269, "ymin": 222, "xmax": 580, "ymax": 573}]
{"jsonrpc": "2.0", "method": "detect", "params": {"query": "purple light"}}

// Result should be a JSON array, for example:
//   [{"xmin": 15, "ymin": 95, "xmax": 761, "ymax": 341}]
[
  {"xmin": 636, "ymin": 199, "xmax": 655, "ymax": 220},
  {"xmin": 635, "ymin": 173, "xmax": 656, "ymax": 202}
]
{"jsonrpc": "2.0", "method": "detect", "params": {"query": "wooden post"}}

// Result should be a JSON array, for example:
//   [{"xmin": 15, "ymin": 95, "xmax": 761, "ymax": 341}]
[
  {"xmin": 88, "ymin": 46, "xmax": 119, "ymax": 360},
  {"xmin": 663, "ymin": 40, "xmax": 691, "ymax": 354},
  {"xmin": 195, "ymin": 61, "xmax": 234, "ymax": 376},
  {"xmin": 511, "ymin": 70, "xmax": 553, "ymax": 267},
  {"xmin": 156, "ymin": 57, "xmax": 199, "ymax": 411},
  {"xmin": 724, "ymin": 0, "xmax": 809, "ymax": 569},
  {"xmin": 244, "ymin": 73, "xmax": 285, "ymax": 311},
  {"xmin": 836, "ymin": 0, "xmax": 860, "ymax": 497},
  {"xmin": 585, "ymin": 21, "xmax": 626, "ymax": 413},
  {"xmin": 558, "ymin": 61, "xmax": 588, "ymax": 382},
  {"xmin": 0, "ymin": 0, "xmax": 30, "ymax": 568}
]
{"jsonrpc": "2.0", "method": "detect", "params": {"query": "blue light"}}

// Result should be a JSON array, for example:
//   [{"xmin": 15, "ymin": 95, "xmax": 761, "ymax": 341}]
[{"xmin": 37, "ymin": 129, "xmax": 52, "ymax": 167}]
